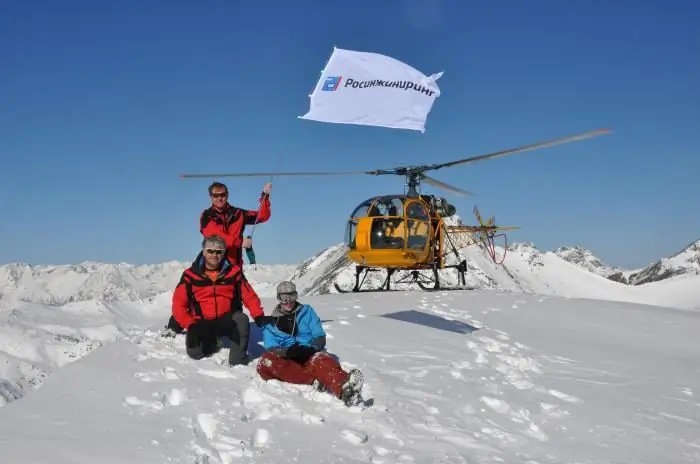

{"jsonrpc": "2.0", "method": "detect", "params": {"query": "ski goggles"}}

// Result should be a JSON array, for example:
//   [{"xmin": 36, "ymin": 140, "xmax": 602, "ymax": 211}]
[{"xmin": 277, "ymin": 292, "xmax": 297, "ymax": 303}]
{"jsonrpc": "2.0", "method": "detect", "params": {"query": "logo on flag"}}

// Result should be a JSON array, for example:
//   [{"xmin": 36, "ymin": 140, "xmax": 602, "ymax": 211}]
[
  {"xmin": 300, "ymin": 47, "xmax": 443, "ymax": 133},
  {"xmin": 322, "ymin": 76, "xmax": 342, "ymax": 91}
]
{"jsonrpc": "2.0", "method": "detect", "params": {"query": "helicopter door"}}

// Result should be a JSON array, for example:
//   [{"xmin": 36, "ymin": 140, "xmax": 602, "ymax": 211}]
[
  {"xmin": 404, "ymin": 200, "xmax": 430, "ymax": 252},
  {"xmin": 368, "ymin": 198, "xmax": 405, "ymax": 250}
]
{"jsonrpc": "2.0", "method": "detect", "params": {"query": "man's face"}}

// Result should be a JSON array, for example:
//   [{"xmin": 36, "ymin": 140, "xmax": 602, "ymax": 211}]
[
  {"xmin": 210, "ymin": 187, "xmax": 228, "ymax": 209},
  {"xmin": 203, "ymin": 246, "xmax": 225, "ymax": 269}
]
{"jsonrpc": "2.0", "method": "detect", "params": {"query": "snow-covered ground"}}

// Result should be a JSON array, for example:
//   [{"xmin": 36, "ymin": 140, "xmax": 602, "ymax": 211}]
[
  {"xmin": 0, "ymin": 290, "xmax": 699, "ymax": 463},
  {"xmin": 0, "ymin": 263, "xmax": 295, "ymax": 405},
  {"xmin": 1, "ymin": 237, "xmax": 698, "ymax": 463}
]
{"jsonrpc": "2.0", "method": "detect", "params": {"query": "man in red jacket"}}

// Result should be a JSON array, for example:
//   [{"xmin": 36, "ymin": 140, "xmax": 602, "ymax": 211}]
[
  {"xmin": 164, "ymin": 181, "xmax": 272, "ymax": 336},
  {"xmin": 201, "ymin": 181, "xmax": 272, "ymax": 266},
  {"xmin": 171, "ymin": 235, "xmax": 274, "ymax": 366}
]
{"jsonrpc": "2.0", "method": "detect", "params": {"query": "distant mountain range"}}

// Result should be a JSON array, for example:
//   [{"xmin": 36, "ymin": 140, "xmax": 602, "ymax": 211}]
[{"xmin": 0, "ymin": 220, "xmax": 697, "ymax": 311}]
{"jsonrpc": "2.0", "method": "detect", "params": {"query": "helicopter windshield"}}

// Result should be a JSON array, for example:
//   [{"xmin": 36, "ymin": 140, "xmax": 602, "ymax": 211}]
[
  {"xmin": 349, "ymin": 196, "xmax": 404, "ymax": 218},
  {"xmin": 404, "ymin": 199, "xmax": 430, "ymax": 251}
]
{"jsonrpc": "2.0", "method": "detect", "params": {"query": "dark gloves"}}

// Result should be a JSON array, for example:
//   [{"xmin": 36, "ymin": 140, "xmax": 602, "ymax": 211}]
[
  {"xmin": 254, "ymin": 315, "xmax": 275, "ymax": 327},
  {"xmin": 284, "ymin": 344, "xmax": 318, "ymax": 365}
]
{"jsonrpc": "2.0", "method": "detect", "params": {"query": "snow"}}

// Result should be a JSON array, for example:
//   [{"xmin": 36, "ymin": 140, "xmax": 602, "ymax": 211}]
[
  {"xmin": 552, "ymin": 245, "xmax": 620, "ymax": 277},
  {"xmin": 0, "ymin": 261, "xmax": 296, "ymax": 304},
  {"xmin": 621, "ymin": 239, "xmax": 700, "ymax": 285},
  {"xmin": 0, "ymin": 291, "xmax": 699, "ymax": 463},
  {"xmin": 1, "ymin": 239, "xmax": 699, "ymax": 462}
]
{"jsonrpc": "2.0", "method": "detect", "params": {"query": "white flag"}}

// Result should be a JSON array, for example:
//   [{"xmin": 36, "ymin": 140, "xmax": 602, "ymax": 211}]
[{"xmin": 299, "ymin": 47, "xmax": 443, "ymax": 133}]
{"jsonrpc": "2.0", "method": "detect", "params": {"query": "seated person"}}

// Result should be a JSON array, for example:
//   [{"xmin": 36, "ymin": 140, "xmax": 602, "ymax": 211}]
[
  {"xmin": 170, "ymin": 235, "xmax": 272, "ymax": 366},
  {"xmin": 256, "ymin": 281, "xmax": 364, "ymax": 406}
]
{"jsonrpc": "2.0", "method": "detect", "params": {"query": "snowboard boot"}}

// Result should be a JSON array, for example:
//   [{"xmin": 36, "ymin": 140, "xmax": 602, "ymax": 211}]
[{"xmin": 340, "ymin": 369, "xmax": 364, "ymax": 406}]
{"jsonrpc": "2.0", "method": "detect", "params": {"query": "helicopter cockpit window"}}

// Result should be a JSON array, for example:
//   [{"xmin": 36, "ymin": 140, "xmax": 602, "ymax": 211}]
[
  {"xmin": 405, "ymin": 200, "xmax": 430, "ymax": 250},
  {"xmin": 350, "ymin": 200, "xmax": 374, "ymax": 219},
  {"xmin": 345, "ymin": 219, "xmax": 358, "ymax": 249},
  {"xmin": 406, "ymin": 201, "xmax": 429, "ymax": 221},
  {"xmin": 369, "ymin": 198, "xmax": 405, "ymax": 250}
]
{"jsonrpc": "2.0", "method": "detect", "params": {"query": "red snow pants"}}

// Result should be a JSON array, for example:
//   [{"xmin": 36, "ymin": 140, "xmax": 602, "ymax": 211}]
[{"xmin": 256, "ymin": 351, "xmax": 350, "ymax": 398}]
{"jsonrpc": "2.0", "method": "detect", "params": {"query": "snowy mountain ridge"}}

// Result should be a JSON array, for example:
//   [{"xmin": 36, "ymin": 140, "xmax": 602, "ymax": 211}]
[
  {"xmin": 0, "ymin": 261, "xmax": 297, "ymax": 305},
  {"xmin": 1, "ymin": 233, "xmax": 698, "ymax": 309},
  {"xmin": 552, "ymin": 245, "xmax": 622, "ymax": 277},
  {"xmin": 607, "ymin": 238, "xmax": 700, "ymax": 285}
]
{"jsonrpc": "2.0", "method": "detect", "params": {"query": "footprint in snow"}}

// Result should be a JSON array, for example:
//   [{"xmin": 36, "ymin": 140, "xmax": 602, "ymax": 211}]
[
  {"xmin": 548, "ymin": 389, "xmax": 582, "ymax": 404},
  {"xmin": 123, "ymin": 395, "xmax": 164, "ymax": 411},
  {"xmin": 134, "ymin": 366, "xmax": 181, "ymax": 382},
  {"xmin": 197, "ymin": 368, "xmax": 236, "ymax": 379},
  {"xmin": 341, "ymin": 428, "xmax": 368, "ymax": 445},
  {"xmin": 123, "ymin": 388, "xmax": 187, "ymax": 411},
  {"xmin": 479, "ymin": 396, "xmax": 549, "ymax": 442},
  {"xmin": 540, "ymin": 402, "xmax": 570, "ymax": 419},
  {"xmin": 163, "ymin": 388, "xmax": 188, "ymax": 406},
  {"xmin": 252, "ymin": 428, "xmax": 271, "ymax": 448}
]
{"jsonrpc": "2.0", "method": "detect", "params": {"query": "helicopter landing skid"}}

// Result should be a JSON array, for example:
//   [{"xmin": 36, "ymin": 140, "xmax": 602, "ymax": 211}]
[
  {"xmin": 333, "ymin": 266, "xmax": 401, "ymax": 293},
  {"xmin": 410, "ymin": 260, "xmax": 473, "ymax": 292},
  {"xmin": 333, "ymin": 261, "xmax": 470, "ymax": 293}
]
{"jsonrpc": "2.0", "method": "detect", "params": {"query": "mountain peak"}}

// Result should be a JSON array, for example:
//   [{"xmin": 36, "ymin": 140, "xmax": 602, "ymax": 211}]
[
  {"xmin": 620, "ymin": 237, "xmax": 700, "ymax": 285},
  {"xmin": 551, "ymin": 245, "xmax": 619, "ymax": 277}
]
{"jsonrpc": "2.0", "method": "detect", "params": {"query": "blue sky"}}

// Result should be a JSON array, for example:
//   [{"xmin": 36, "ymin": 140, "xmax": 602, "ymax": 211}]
[{"xmin": 1, "ymin": 0, "xmax": 698, "ymax": 269}]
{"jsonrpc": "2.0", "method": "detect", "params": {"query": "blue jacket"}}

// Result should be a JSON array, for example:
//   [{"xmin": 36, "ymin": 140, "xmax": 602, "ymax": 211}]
[{"xmin": 261, "ymin": 303, "xmax": 326, "ymax": 350}]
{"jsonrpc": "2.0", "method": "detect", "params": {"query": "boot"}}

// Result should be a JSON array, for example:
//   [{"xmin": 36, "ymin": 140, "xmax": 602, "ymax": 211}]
[{"xmin": 340, "ymin": 369, "xmax": 364, "ymax": 406}]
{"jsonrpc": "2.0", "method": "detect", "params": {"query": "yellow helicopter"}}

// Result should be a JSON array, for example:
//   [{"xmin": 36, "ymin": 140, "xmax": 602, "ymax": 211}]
[{"xmin": 180, "ymin": 128, "xmax": 610, "ymax": 292}]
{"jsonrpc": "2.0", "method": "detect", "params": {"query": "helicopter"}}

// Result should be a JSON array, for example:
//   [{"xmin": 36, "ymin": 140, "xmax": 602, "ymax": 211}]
[{"xmin": 180, "ymin": 128, "xmax": 611, "ymax": 292}]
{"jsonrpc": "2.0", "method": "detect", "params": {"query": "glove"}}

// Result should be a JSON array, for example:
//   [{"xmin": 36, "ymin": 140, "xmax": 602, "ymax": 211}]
[
  {"xmin": 254, "ymin": 315, "xmax": 275, "ymax": 327},
  {"xmin": 285, "ymin": 344, "xmax": 318, "ymax": 365}
]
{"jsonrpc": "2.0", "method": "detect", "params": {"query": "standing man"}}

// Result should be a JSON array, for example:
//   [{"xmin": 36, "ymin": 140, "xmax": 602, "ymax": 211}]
[{"xmin": 201, "ymin": 181, "xmax": 271, "ymax": 266}]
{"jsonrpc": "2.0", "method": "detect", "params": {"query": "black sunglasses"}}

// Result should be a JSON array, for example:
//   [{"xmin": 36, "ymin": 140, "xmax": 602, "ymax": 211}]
[
  {"xmin": 205, "ymin": 249, "xmax": 224, "ymax": 255},
  {"xmin": 210, "ymin": 192, "xmax": 228, "ymax": 198}
]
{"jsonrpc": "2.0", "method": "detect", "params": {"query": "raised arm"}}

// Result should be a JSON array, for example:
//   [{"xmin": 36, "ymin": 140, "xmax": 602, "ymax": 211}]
[{"xmin": 243, "ymin": 192, "xmax": 271, "ymax": 225}]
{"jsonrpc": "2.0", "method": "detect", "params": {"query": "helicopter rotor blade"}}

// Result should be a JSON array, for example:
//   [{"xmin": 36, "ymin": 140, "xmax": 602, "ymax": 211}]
[
  {"xmin": 425, "ymin": 128, "xmax": 611, "ymax": 172},
  {"xmin": 421, "ymin": 175, "xmax": 474, "ymax": 196},
  {"xmin": 179, "ymin": 170, "xmax": 379, "ymax": 179}
]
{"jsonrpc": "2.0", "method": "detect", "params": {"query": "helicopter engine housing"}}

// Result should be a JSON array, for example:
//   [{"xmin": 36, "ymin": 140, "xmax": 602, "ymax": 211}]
[{"xmin": 432, "ymin": 196, "xmax": 457, "ymax": 217}]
